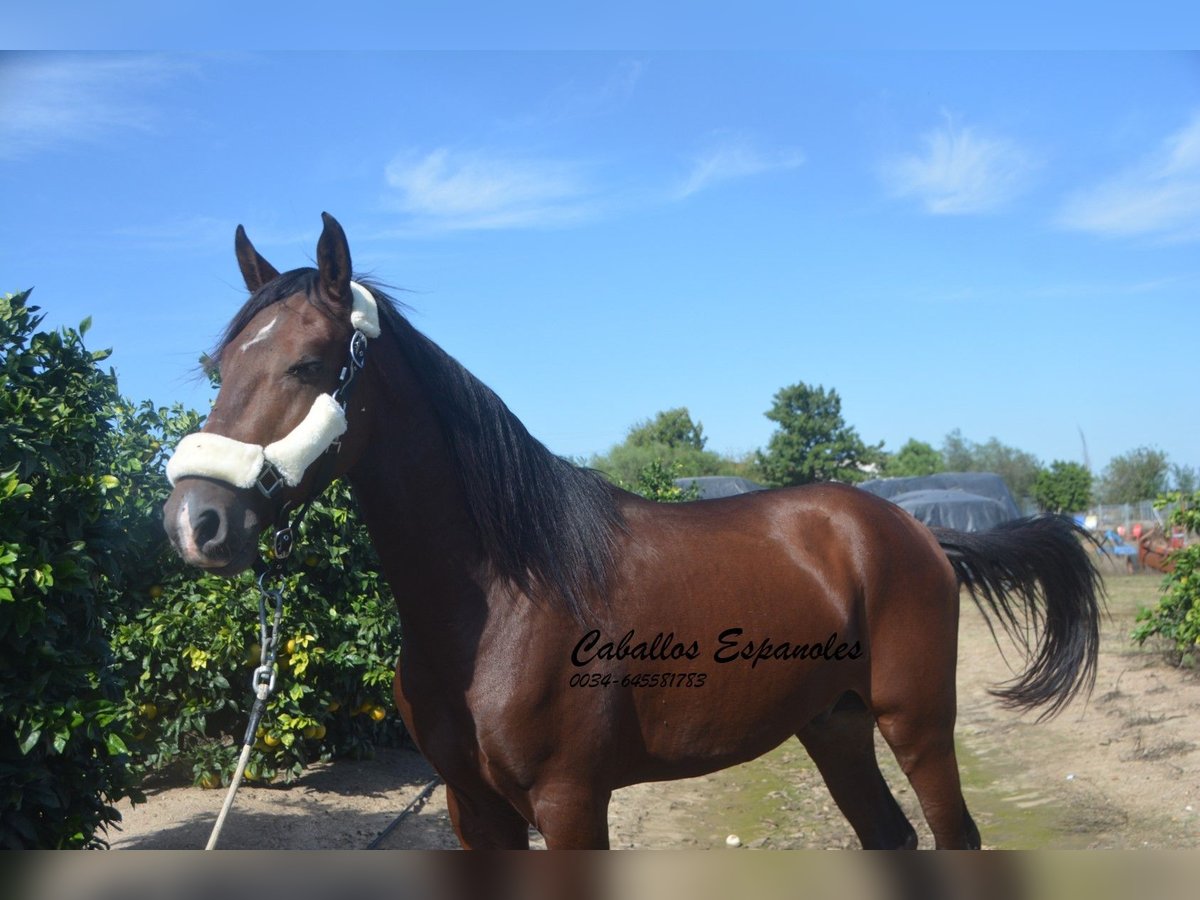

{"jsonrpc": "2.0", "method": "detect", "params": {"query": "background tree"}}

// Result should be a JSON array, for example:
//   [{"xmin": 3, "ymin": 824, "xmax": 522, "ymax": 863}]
[
  {"xmin": 626, "ymin": 407, "xmax": 707, "ymax": 451},
  {"xmin": 590, "ymin": 407, "xmax": 737, "ymax": 487},
  {"xmin": 940, "ymin": 429, "xmax": 1041, "ymax": 505},
  {"xmin": 1099, "ymin": 446, "xmax": 1170, "ymax": 504},
  {"xmin": 1171, "ymin": 463, "xmax": 1197, "ymax": 495},
  {"xmin": 756, "ymin": 382, "xmax": 883, "ymax": 486},
  {"xmin": 882, "ymin": 438, "xmax": 944, "ymax": 477},
  {"xmin": 1031, "ymin": 460, "xmax": 1092, "ymax": 513}
]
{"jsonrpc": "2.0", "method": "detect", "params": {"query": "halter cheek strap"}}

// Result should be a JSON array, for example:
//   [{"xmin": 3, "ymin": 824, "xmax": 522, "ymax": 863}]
[{"xmin": 166, "ymin": 282, "xmax": 378, "ymax": 496}]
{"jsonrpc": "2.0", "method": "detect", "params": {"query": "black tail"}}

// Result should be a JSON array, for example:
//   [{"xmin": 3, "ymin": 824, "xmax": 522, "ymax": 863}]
[{"xmin": 933, "ymin": 516, "xmax": 1104, "ymax": 720}]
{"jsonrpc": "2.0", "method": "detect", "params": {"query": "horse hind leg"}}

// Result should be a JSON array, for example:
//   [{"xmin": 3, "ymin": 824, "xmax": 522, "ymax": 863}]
[
  {"xmin": 529, "ymin": 782, "xmax": 612, "ymax": 849},
  {"xmin": 873, "ymin": 703, "xmax": 980, "ymax": 850},
  {"xmin": 445, "ymin": 782, "xmax": 532, "ymax": 849},
  {"xmin": 797, "ymin": 691, "xmax": 917, "ymax": 849}
]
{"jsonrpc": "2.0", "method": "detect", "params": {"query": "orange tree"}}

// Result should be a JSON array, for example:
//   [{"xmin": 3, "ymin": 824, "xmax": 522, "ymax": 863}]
[
  {"xmin": 0, "ymin": 290, "xmax": 142, "ymax": 847},
  {"xmin": 107, "ymin": 425, "xmax": 406, "ymax": 788},
  {"xmin": 1, "ymin": 288, "xmax": 404, "ymax": 847}
]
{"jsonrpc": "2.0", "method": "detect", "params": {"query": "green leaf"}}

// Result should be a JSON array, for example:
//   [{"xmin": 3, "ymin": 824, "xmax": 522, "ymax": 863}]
[
  {"xmin": 105, "ymin": 733, "xmax": 129, "ymax": 756},
  {"xmin": 18, "ymin": 729, "xmax": 41, "ymax": 755}
]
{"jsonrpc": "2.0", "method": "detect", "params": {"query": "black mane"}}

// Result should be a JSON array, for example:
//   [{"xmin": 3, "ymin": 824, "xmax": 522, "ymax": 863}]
[{"xmin": 214, "ymin": 271, "xmax": 625, "ymax": 622}]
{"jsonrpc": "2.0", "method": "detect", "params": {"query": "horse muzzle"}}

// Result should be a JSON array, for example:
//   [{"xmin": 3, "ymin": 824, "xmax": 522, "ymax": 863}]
[{"xmin": 163, "ymin": 478, "xmax": 264, "ymax": 576}]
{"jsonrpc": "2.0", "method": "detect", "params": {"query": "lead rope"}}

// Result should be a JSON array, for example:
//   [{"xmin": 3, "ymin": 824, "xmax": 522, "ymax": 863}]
[
  {"xmin": 204, "ymin": 323, "xmax": 369, "ymax": 850},
  {"xmin": 205, "ymin": 541, "xmax": 288, "ymax": 850}
]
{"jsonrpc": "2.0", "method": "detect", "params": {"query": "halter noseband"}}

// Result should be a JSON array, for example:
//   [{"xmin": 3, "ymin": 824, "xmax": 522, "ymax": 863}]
[{"xmin": 166, "ymin": 281, "xmax": 379, "ymax": 498}]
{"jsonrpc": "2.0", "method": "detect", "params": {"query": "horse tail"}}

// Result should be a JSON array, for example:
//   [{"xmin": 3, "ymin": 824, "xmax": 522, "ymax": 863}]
[{"xmin": 933, "ymin": 516, "xmax": 1104, "ymax": 720}]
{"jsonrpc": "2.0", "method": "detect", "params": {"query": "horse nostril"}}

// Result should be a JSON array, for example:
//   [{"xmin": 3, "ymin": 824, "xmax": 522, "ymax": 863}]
[{"xmin": 193, "ymin": 507, "xmax": 225, "ymax": 552}]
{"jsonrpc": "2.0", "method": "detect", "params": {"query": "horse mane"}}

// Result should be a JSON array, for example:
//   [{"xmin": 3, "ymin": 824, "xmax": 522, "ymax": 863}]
[{"xmin": 212, "ymin": 270, "xmax": 625, "ymax": 622}]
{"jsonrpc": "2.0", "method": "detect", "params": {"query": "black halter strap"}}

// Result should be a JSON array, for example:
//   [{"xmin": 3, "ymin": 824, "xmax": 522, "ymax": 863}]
[{"xmin": 254, "ymin": 325, "xmax": 370, "ymax": 576}]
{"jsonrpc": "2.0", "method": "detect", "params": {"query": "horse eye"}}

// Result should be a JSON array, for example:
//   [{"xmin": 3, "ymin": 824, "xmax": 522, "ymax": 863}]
[{"xmin": 285, "ymin": 359, "xmax": 324, "ymax": 381}]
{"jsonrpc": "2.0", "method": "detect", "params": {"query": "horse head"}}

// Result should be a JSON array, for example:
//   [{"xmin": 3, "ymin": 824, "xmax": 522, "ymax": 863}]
[{"xmin": 163, "ymin": 213, "xmax": 374, "ymax": 575}]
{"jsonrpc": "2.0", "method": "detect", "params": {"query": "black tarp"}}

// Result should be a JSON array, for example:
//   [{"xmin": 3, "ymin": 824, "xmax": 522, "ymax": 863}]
[
  {"xmin": 857, "ymin": 472, "xmax": 1021, "ymax": 532},
  {"xmin": 674, "ymin": 476, "xmax": 767, "ymax": 500}
]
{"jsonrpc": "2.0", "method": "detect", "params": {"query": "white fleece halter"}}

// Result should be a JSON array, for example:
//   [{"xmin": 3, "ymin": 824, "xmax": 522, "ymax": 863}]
[{"xmin": 166, "ymin": 282, "xmax": 380, "ymax": 494}]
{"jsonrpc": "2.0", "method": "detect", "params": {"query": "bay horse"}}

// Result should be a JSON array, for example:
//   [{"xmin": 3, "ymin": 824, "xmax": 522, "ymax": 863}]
[{"xmin": 163, "ymin": 213, "xmax": 1103, "ymax": 849}]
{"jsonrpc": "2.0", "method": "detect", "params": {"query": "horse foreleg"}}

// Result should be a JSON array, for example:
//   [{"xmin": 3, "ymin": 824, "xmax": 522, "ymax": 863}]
[
  {"xmin": 797, "ymin": 692, "xmax": 917, "ymax": 849},
  {"xmin": 445, "ymin": 783, "xmax": 531, "ymax": 849}
]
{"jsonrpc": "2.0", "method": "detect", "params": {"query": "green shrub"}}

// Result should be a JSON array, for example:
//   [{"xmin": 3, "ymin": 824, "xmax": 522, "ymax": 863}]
[
  {"xmin": 1133, "ymin": 491, "xmax": 1200, "ymax": 662},
  {"xmin": 0, "ymin": 290, "xmax": 141, "ymax": 848},
  {"xmin": 625, "ymin": 460, "xmax": 701, "ymax": 503}
]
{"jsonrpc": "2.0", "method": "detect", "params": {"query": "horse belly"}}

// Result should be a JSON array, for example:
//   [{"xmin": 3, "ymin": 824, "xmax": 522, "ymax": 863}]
[{"xmin": 603, "ymin": 574, "xmax": 866, "ymax": 780}]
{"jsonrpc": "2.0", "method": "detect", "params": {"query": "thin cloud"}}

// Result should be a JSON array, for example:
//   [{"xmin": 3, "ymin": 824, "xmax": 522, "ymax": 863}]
[
  {"xmin": 882, "ymin": 114, "xmax": 1034, "ymax": 215},
  {"xmin": 675, "ymin": 136, "xmax": 805, "ymax": 199},
  {"xmin": 0, "ymin": 54, "xmax": 188, "ymax": 160},
  {"xmin": 540, "ymin": 59, "xmax": 646, "ymax": 122},
  {"xmin": 1057, "ymin": 112, "xmax": 1200, "ymax": 242},
  {"xmin": 384, "ymin": 148, "xmax": 600, "ymax": 232}
]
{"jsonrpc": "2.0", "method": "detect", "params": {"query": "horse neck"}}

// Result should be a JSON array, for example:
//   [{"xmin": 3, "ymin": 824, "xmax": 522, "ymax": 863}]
[{"xmin": 344, "ymin": 338, "xmax": 493, "ymax": 641}]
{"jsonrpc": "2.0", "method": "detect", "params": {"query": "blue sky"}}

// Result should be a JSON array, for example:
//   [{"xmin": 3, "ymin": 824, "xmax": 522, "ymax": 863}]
[{"xmin": 2, "ymin": 49, "xmax": 1198, "ymax": 475}]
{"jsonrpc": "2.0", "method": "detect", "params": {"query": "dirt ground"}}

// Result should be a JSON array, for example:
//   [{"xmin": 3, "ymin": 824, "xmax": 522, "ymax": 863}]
[{"xmin": 108, "ymin": 569, "xmax": 1198, "ymax": 850}]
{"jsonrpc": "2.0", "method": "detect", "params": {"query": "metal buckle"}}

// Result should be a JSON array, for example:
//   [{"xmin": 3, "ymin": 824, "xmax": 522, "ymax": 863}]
[
  {"xmin": 348, "ymin": 330, "xmax": 368, "ymax": 369},
  {"xmin": 272, "ymin": 526, "xmax": 294, "ymax": 560},
  {"xmin": 255, "ymin": 463, "xmax": 285, "ymax": 498},
  {"xmin": 251, "ymin": 663, "xmax": 277, "ymax": 696},
  {"xmin": 333, "ymin": 330, "xmax": 368, "ymax": 411}
]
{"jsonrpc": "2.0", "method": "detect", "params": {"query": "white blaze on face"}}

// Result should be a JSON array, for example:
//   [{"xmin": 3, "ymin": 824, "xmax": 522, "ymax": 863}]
[
  {"xmin": 241, "ymin": 316, "xmax": 278, "ymax": 352},
  {"xmin": 176, "ymin": 495, "xmax": 201, "ymax": 559}
]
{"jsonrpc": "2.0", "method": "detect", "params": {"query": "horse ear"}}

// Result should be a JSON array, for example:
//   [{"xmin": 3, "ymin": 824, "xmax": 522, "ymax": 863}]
[
  {"xmin": 234, "ymin": 225, "xmax": 280, "ymax": 292},
  {"xmin": 316, "ymin": 212, "xmax": 353, "ymax": 309}
]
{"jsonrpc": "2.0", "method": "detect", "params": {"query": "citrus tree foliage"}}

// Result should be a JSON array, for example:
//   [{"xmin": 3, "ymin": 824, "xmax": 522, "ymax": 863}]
[
  {"xmin": 0, "ymin": 289, "xmax": 403, "ymax": 847},
  {"xmin": 0, "ymin": 291, "xmax": 141, "ymax": 848},
  {"xmin": 1031, "ymin": 460, "xmax": 1093, "ymax": 514},
  {"xmin": 882, "ymin": 438, "xmax": 944, "ymax": 478},
  {"xmin": 109, "ymin": 461, "xmax": 404, "ymax": 789},
  {"xmin": 1134, "ymin": 491, "xmax": 1200, "ymax": 661},
  {"xmin": 941, "ymin": 429, "xmax": 1041, "ymax": 504},
  {"xmin": 590, "ymin": 408, "xmax": 739, "ymax": 487},
  {"xmin": 1099, "ymin": 446, "xmax": 1170, "ymax": 504},
  {"xmin": 756, "ymin": 382, "xmax": 883, "ymax": 486}
]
